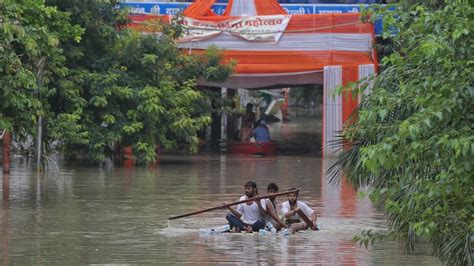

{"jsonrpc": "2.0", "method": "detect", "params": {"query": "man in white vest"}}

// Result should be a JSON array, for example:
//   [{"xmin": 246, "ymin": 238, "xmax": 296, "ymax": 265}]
[
  {"xmin": 281, "ymin": 188, "xmax": 318, "ymax": 234},
  {"xmin": 225, "ymin": 181, "xmax": 266, "ymax": 233}
]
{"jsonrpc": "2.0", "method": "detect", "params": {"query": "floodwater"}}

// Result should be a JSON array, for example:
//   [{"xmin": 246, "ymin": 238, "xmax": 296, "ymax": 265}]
[{"xmin": 0, "ymin": 109, "xmax": 440, "ymax": 264}]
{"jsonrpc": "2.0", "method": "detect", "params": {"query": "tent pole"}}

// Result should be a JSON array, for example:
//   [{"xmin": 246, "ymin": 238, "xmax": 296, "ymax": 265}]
[{"xmin": 221, "ymin": 87, "xmax": 227, "ymax": 142}]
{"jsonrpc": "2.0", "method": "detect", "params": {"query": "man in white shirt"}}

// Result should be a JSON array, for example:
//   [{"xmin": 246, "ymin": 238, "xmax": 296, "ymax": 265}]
[
  {"xmin": 225, "ymin": 181, "xmax": 266, "ymax": 233},
  {"xmin": 281, "ymin": 188, "xmax": 318, "ymax": 234}
]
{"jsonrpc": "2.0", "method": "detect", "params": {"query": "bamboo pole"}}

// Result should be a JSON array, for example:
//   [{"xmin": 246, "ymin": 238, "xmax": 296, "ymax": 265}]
[
  {"xmin": 36, "ymin": 116, "xmax": 42, "ymax": 172},
  {"xmin": 296, "ymin": 209, "xmax": 316, "ymax": 230},
  {"xmin": 168, "ymin": 190, "xmax": 298, "ymax": 220},
  {"xmin": 35, "ymin": 57, "xmax": 46, "ymax": 173}
]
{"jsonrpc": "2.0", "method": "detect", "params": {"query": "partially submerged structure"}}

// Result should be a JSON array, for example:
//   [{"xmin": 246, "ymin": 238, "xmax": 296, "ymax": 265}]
[{"xmin": 127, "ymin": 0, "xmax": 377, "ymax": 155}]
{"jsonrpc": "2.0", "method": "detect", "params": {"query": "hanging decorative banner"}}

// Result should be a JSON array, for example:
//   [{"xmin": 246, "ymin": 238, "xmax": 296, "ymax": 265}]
[
  {"xmin": 121, "ymin": 3, "xmax": 386, "ymax": 35},
  {"xmin": 179, "ymin": 15, "xmax": 291, "ymax": 42}
]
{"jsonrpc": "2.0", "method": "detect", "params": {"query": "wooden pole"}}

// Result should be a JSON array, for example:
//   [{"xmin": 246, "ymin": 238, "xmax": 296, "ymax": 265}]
[
  {"xmin": 2, "ymin": 131, "xmax": 11, "ymax": 174},
  {"xmin": 296, "ymin": 209, "xmax": 316, "ymax": 230},
  {"xmin": 35, "ymin": 57, "xmax": 46, "ymax": 173},
  {"xmin": 221, "ymin": 87, "xmax": 227, "ymax": 142},
  {"xmin": 36, "ymin": 116, "xmax": 42, "ymax": 172},
  {"xmin": 168, "ymin": 190, "xmax": 298, "ymax": 220}
]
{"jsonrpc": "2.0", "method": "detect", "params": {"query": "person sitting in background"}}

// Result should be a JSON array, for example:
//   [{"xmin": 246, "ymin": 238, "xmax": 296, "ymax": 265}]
[
  {"xmin": 253, "ymin": 119, "xmax": 270, "ymax": 142},
  {"xmin": 239, "ymin": 120, "xmax": 253, "ymax": 142}
]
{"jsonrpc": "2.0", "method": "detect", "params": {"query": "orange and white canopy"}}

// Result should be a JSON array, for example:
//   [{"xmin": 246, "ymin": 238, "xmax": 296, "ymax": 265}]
[{"xmin": 127, "ymin": 0, "xmax": 376, "ymax": 88}]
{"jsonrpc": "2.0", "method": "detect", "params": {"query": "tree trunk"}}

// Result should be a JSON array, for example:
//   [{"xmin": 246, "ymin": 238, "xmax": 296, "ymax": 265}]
[{"xmin": 2, "ymin": 131, "xmax": 11, "ymax": 174}]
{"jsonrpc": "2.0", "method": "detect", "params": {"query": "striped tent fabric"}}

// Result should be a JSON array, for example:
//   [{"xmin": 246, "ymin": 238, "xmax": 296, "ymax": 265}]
[
  {"xmin": 127, "ymin": 0, "xmax": 377, "ymax": 78},
  {"xmin": 323, "ymin": 64, "xmax": 375, "ymax": 156},
  {"xmin": 178, "ymin": 11, "xmax": 376, "ymax": 76}
]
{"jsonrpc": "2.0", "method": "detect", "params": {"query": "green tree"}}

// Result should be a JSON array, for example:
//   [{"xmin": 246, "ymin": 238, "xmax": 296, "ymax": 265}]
[
  {"xmin": 329, "ymin": 1, "xmax": 473, "ymax": 264},
  {"xmin": 46, "ymin": 0, "xmax": 233, "ymax": 163},
  {"xmin": 0, "ymin": 0, "xmax": 82, "ymax": 150}
]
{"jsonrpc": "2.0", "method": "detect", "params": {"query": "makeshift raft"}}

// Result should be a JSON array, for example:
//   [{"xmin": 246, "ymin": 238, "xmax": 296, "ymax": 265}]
[
  {"xmin": 199, "ymin": 225, "xmax": 289, "ymax": 236},
  {"xmin": 199, "ymin": 223, "xmax": 321, "ymax": 236}
]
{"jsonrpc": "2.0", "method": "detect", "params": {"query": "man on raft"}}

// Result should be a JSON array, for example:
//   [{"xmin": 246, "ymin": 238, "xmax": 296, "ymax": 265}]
[
  {"xmin": 261, "ymin": 183, "xmax": 287, "ymax": 233},
  {"xmin": 282, "ymin": 188, "xmax": 318, "ymax": 234},
  {"xmin": 225, "ymin": 181, "xmax": 267, "ymax": 233}
]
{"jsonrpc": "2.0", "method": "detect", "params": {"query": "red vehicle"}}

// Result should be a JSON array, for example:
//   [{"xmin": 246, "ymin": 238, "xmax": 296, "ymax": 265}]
[{"xmin": 228, "ymin": 142, "xmax": 278, "ymax": 155}]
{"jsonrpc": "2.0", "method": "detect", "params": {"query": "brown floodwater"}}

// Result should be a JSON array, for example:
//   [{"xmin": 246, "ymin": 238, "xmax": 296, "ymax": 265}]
[{"xmin": 0, "ymin": 109, "xmax": 440, "ymax": 264}]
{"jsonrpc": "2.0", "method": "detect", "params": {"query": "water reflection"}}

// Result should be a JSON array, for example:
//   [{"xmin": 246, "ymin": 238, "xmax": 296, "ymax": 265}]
[
  {"xmin": 2, "ymin": 173, "xmax": 9, "ymax": 266},
  {"xmin": 2, "ymin": 173, "xmax": 8, "ymax": 205},
  {"xmin": 0, "ymin": 108, "xmax": 440, "ymax": 264},
  {"xmin": 0, "ymin": 155, "xmax": 440, "ymax": 264}
]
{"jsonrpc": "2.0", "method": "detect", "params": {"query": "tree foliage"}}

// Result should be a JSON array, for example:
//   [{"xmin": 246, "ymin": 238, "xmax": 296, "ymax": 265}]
[
  {"xmin": 329, "ymin": 1, "xmax": 473, "ymax": 264},
  {"xmin": 0, "ymin": 0, "xmax": 82, "ymax": 141},
  {"xmin": 45, "ymin": 0, "xmax": 233, "ymax": 163},
  {"xmin": 1, "ymin": 0, "xmax": 233, "ymax": 163}
]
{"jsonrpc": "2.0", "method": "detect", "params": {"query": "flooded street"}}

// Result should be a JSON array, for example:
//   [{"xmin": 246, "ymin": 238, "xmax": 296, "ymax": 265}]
[{"xmin": 0, "ymin": 109, "xmax": 440, "ymax": 264}]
